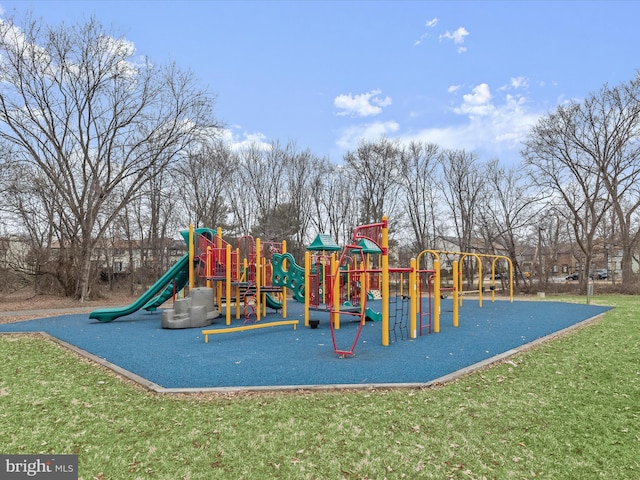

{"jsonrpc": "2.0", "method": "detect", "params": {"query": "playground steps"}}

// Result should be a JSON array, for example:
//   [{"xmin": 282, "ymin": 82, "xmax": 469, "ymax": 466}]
[{"xmin": 162, "ymin": 287, "xmax": 220, "ymax": 329}]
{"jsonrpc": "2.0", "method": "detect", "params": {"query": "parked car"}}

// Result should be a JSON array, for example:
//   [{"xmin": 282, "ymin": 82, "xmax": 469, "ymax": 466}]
[
  {"xmin": 565, "ymin": 272, "xmax": 579, "ymax": 281},
  {"xmin": 589, "ymin": 269, "xmax": 608, "ymax": 280}
]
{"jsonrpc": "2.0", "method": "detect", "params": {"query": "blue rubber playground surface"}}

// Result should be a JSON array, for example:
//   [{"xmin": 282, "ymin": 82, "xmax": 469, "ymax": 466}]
[{"xmin": 0, "ymin": 298, "xmax": 611, "ymax": 392}]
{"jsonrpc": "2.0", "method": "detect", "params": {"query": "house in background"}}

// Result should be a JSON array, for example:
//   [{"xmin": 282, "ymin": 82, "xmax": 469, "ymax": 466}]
[{"xmin": 92, "ymin": 238, "xmax": 186, "ymax": 279}]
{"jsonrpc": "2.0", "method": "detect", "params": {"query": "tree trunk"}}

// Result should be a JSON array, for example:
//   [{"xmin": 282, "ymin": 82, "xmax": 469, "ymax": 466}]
[
  {"xmin": 621, "ymin": 244, "xmax": 634, "ymax": 285},
  {"xmin": 77, "ymin": 245, "xmax": 93, "ymax": 302}
]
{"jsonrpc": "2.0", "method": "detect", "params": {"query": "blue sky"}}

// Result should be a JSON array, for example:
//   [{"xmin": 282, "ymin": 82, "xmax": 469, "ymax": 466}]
[{"xmin": 1, "ymin": 0, "xmax": 639, "ymax": 165}]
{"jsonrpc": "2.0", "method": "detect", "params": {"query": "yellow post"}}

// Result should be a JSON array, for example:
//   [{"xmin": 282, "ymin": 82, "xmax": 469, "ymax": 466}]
[
  {"xmin": 433, "ymin": 258, "xmax": 441, "ymax": 333},
  {"xmin": 304, "ymin": 251, "xmax": 311, "ymax": 327},
  {"xmin": 453, "ymin": 260, "xmax": 459, "ymax": 327},
  {"xmin": 225, "ymin": 244, "xmax": 232, "ymax": 326},
  {"xmin": 255, "ymin": 238, "xmax": 261, "ymax": 321},
  {"xmin": 188, "ymin": 224, "xmax": 195, "ymax": 290},
  {"xmin": 381, "ymin": 216, "xmax": 389, "ymax": 347},
  {"xmin": 331, "ymin": 253, "xmax": 340, "ymax": 330},
  {"xmin": 281, "ymin": 240, "xmax": 287, "ymax": 319},
  {"xmin": 409, "ymin": 257, "xmax": 417, "ymax": 339}
]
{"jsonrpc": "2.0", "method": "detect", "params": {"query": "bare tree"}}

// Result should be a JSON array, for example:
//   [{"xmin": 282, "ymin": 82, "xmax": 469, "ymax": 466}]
[
  {"xmin": 437, "ymin": 149, "xmax": 486, "ymax": 287},
  {"xmin": 579, "ymin": 78, "xmax": 640, "ymax": 284},
  {"xmin": 0, "ymin": 15, "xmax": 215, "ymax": 300},
  {"xmin": 320, "ymin": 165, "xmax": 360, "ymax": 245},
  {"xmin": 343, "ymin": 137, "xmax": 403, "ymax": 225},
  {"xmin": 537, "ymin": 206, "xmax": 574, "ymax": 285},
  {"xmin": 246, "ymin": 141, "xmax": 287, "ymax": 224},
  {"xmin": 226, "ymin": 140, "xmax": 326, "ymax": 259},
  {"xmin": 228, "ymin": 142, "xmax": 282, "ymax": 237},
  {"xmin": 522, "ymin": 103, "xmax": 612, "ymax": 289},
  {"xmin": 3, "ymin": 162, "xmax": 63, "ymax": 293},
  {"xmin": 398, "ymin": 141, "xmax": 440, "ymax": 255},
  {"xmin": 438, "ymin": 149, "xmax": 485, "ymax": 245},
  {"xmin": 281, "ymin": 145, "xmax": 324, "ymax": 258},
  {"xmin": 176, "ymin": 139, "xmax": 235, "ymax": 229},
  {"xmin": 305, "ymin": 157, "xmax": 333, "ymax": 237},
  {"xmin": 226, "ymin": 144, "xmax": 259, "ymax": 236},
  {"xmin": 476, "ymin": 159, "xmax": 540, "ymax": 285}
]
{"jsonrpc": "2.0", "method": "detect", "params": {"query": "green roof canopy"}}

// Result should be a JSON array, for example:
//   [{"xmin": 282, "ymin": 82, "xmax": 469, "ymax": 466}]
[
  {"xmin": 354, "ymin": 238, "xmax": 382, "ymax": 254},
  {"xmin": 307, "ymin": 234, "xmax": 342, "ymax": 251}
]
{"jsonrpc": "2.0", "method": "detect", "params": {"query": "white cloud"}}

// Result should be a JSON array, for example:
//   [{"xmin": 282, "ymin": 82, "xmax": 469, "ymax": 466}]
[
  {"xmin": 499, "ymin": 76, "xmax": 529, "ymax": 91},
  {"xmin": 220, "ymin": 127, "xmax": 272, "ymax": 152},
  {"xmin": 397, "ymin": 82, "xmax": 540, "ymax": 163},
  {"xmin": 440, "ymin": 26, "xmax": 469, "ymax": 44},
  {"xmin": 95, "ymin": 36, "xmax": 139, "ymax": 78},
  {"xmin": 334, "ymin": 89, "xmax": 392, "ymax": 117},
  {"xmin": 439, "ymin": 26, "xmax": 470, "ymax": 53},
  {"xmin": 331, "ymin": 81, "xmax": 543, "ymax": 165},
  {"xmin": 510, "ymin": 76, "xmax": 528, "ymax": 89},
  {"xmin": 426, "ymin": 17, "xmax": 438, "ymax": 28},
  {"xmin": 335, "ymin": 121, "xmax": 400, "ymax": 150},
  {"xmin": 454, "ymin": 83, "xmax": 494, "ymax": 117},
  {"xmin": 414, "ymin": 17, "xmax": 439, "ymax": 46},
  {"xmin": 0, "ymin": 19, "xmax": 141, "ymax": 79}
]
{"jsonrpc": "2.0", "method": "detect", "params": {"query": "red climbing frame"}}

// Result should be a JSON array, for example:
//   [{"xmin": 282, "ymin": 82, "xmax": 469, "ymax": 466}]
[{"xmin": 328, "ymin": 244, "xmax": 367, "ymax": 357}]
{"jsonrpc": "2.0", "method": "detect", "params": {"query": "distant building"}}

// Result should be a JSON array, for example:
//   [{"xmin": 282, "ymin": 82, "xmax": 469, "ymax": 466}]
[{"xmin": 0, "ymin": 235, "xmax": 186, "ymax": 276}]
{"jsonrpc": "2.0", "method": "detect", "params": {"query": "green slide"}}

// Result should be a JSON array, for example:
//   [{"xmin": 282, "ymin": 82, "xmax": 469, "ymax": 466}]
[
  {"xmin": 89, "ymin": 254, "xmax": 190, "ymax": 323},
  {"xmin": 365, "ymin": 307, "xmax": 382, "ymax": 322},
  {"xmin": 142, "ymin": 265, "xmax": 190, "ymax": 311},
  {"xmin": 265, "ymin": 292, "xmax": 282, "ymax": 310}
]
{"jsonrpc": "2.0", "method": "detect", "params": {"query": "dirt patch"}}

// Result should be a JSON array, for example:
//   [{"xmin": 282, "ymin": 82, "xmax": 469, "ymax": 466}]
[{"xmin": 0, "ymin": 292, "xmax": 140, "ymax": 324}]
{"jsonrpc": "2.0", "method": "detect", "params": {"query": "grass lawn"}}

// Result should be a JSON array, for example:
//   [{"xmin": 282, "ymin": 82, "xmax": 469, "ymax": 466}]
[{"xmin": 0, "ymin": 295, "xmax": 638, "ymax": 479}]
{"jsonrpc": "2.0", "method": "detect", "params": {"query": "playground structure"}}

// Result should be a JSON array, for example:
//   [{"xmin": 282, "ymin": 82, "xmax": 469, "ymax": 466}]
[
  {"xmin": 415, "ymin": 249, "xmax": 514, "ymax": 334},
  {"xmin": 90, "ymin": 216, "xmax": 515, "ymax": 356},
  {"xmin": 90, "ymin": 226, "xmax": 288, "ymax": 328},
  {"xmin": 189, "ymin": 226, "xmax": 288, "ymax": 326}
]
